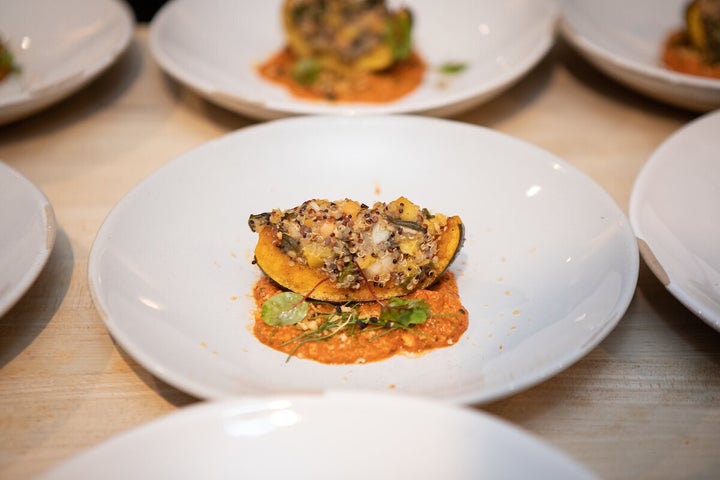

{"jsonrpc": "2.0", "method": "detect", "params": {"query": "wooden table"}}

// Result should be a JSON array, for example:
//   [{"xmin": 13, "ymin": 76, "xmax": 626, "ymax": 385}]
[{"xmin": 1, "ymin": 27, "xmax": 718, "ymax": 480}]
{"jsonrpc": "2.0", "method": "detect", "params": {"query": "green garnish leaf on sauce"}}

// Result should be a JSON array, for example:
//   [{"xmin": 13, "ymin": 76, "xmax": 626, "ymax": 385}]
[
  {"xmin": 0, "ymin": 49, "xmax": 19, "ymax": 73},
  {"xmin": 0, "ymin": 50, "xmax": 13, "ymax": 68},
  {"xmin": 439, "ymin": 62, "xmax": 467, "ymax": 75},
  {"xmin": 292, "ymin": 58, "xmax": 321, "ymax": 85},
  {"xmin": 261, "ymin": 292, "xmax": 309, "ymax": 326},
  {"xmin": 379, "ymin": 297, "xmax": 431, "ymax": 327},
  {"xmin": 261, "ymin": 290, "xmax": 436, "ymax": 361}
]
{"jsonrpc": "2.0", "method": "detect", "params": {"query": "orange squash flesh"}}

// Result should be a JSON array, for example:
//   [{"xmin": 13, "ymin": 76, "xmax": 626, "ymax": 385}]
[{"xmin": 253, "ymin": 216, "xmax": 464, "ymax": 302}]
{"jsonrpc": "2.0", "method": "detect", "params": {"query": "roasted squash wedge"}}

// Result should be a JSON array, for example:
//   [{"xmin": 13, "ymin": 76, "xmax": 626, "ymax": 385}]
[
  {"xmin": 685, "ymin": 0, "xmax": 720, "ymax": 64},
  {"xmin": 283, "ymin": 0, "xmax": 412, "ymax": 73},
  {"xmin": 663, "ymin": 0, "xmax": 720, "ymax": 78},
  {"xmin": 249, "ymin": 198, "xmax": 464, "ymax": 302}
]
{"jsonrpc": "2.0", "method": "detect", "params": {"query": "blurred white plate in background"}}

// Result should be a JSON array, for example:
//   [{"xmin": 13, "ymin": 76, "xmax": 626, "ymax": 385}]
[
  {"xmin": 149, "ymin": 0, "xmax": 558, "ymax": 119},
  {"xmin": 0, "ymin": 0, "xmax": 134, "ymax": 125},
  {"xmin": 0, "ymin": 162, "xmax": 56, "ymax": 317},
  {"xmin": 561, "ymin": 0, "xmax": 720, "ymax": 111},
  {"xmin": 40, "ymin": 392, "xmax": 598, "ymax": 479}
]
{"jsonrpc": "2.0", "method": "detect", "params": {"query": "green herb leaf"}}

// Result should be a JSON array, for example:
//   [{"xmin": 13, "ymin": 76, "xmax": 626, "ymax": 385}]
[
  {"xmin": 261, "ymin": 292, "xmax": 309, "ymax": 326},
  {"xmin": 0, "ymin": 50, "xmax": 13, "ymax": 68},
  {"xmin": 439, "ymin": 62, "xmax": 467, "ymax": 75},
  {"xmin": 292, "ymin": 58, "xmax": 320, "ymax": 85},
  {"xmin": 379, "ymin": 297, "xmax": 431, "ymax": 327},
  {"xmin": 388, "ymin": 217, "xmax": 427, "ymax": 233},
  {"xmin": 385, "ymin": 10, "xmax": 412, "ymax": 61}
]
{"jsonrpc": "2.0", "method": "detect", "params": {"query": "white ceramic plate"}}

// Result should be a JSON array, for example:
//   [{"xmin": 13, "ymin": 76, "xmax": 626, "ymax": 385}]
[
  {"xmin": 0, "ymin": 0, "xmax": 134, "ymax": 125},
  {"xmin": 630, "ymin": 110, "xmax": 720, "ymax": 332},
  {"xmin": 0, "ymin": 162, "xmax": 56, "ymax": 317},
  {"xmin": 88, "ymin": 115, "xmax": 638, "ymax": 404},
  {"xmin": 148, "ymin": 0, "xmax": 558, "ymax": 119},
  {"xmin": 560, "ymin": 0, "xmax": 720, "ymax": 112},
  {"xmin": 40, "ymin": 391, "xmax": 598, "ymax": 479}
]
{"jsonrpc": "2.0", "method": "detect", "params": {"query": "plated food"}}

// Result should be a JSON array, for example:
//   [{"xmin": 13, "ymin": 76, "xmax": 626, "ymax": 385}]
[
  {"xmin": 88, "ymin": 115, "xmax": 638, "ymax": 403},
  {"xmin": 149, "ymin": 0, "xmax": 558, "ymax": 118},
  {"xmin": 561, "ymin": 0, "xmax": 720, "ymax": 111},
  {"xmin": 249, "ymin": 197, "xmax": 466, "ymax": 363},
  {"xmin": 249, "ymin": 197, "xmax": 463, "ymax": 300},
  {"xmin": 259, "ymin": 0, "xmax": 424, "ymax": 103},
  {"xmin": 663, "ymin": 0, "xmax": 720, "ymax": 78}
]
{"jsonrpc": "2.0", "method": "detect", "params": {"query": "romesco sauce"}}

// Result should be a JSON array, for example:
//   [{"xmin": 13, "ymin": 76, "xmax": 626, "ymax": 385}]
[
  {"xmin": 257, "ymin": 48, "xmax": 426, "ymax": 103},
  {"xmin": 252, "ymin": 272, "xmax": 468, "ymax": 364}
]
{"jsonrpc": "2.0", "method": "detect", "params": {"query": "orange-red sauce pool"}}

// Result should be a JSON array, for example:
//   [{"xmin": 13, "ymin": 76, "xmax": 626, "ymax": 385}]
[
  {"xmin": 663, "ymin": 30, "xmax": 720, "ymax": 79},
  {"xmin": 257, "ymin": 47, "xmax": 426, "ymax": 103},
  {"xmin": 252, "ymin": 272, "xmax": 468, "ymax": 364}
]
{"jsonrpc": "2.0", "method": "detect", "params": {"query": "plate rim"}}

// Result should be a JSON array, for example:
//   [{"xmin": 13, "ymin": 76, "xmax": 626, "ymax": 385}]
[
  {"xmin": 629, "ymin": 110, "xmax": 720, "ymax": 331},
  {"xmin": 0, "ymin": 161, "xmax": 57, "ymax": 318},
  {"xmin": 559, "ymin": 0, "xmax": 720, "ymax": 112},
  {"xmin": 39, "ymin": 390, "xmax": 599, "ymax": 479}
]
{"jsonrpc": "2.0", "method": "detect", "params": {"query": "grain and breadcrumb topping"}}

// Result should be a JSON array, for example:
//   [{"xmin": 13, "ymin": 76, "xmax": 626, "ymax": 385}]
[{"xmin": 249, "ymin": 197, "xmax": 449, "ymax": 291}]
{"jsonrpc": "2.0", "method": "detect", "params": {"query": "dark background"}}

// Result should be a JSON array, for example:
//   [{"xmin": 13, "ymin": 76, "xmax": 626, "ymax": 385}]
[{"xmin": 125, "ymin": 0, "xmax": 168, "ymax": 22}]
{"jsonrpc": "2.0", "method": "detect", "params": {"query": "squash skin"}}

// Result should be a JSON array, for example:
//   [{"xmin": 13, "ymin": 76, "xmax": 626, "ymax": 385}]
[{"xmin": 253, "ymin": 216, "xmax": 464, "ymax": 302}]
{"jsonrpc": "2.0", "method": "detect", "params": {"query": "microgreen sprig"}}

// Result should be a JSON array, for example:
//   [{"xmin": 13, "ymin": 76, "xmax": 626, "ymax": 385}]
[{"xmin": 260, "ymin": 290, "xmax": 435, "ymax": 362}]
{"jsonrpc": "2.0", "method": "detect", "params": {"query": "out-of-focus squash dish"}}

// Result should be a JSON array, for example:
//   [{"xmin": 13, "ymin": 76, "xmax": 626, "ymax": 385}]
[
  {"xmin": 258, "ymin": 0, "xmax": 426, "ymax": 103},
  {"xmin": 663, "ymin": 0, "xmax": 720, "ymax": 78},
  {"xmin": 248, "ymin": 197, "xmax": 468, "ymax": 364}
]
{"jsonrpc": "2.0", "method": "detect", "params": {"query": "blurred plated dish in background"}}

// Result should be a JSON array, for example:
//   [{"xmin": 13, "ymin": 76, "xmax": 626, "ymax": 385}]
[
  {"xmin": 258, "ymin": 0, "xmax": 425, "ymax": 104},
  {"xmin": 662, "ymin": 0, "xmax": 720, "ymax": 79},
  {"xmin": 561, "ymin": 0, "xmax": 720, "ymax": 111},
  {"xmin": 149, "ymin": 0, "xmax": 558, "ymax": 119}
]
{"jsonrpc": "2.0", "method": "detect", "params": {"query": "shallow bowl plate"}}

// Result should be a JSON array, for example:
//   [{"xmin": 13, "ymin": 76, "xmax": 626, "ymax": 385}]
[
  {"xmin": 560, "ymin": 0, "xmax": 720, "ymax": 111},
  {"xmin": 0, "ymin": 162, "xmax": 56, "ymax": 317},
  {"xmin": 630, "ymin": 110, "xmax": 720, "ymax": 331},
  {"xmin": 88, "ymin": 115, "xmax": 638, "ymax": 404},
  {"xmin": 149, "ymin": 0, "xmax": 558, "ymax": 119},
  {"xmin": 40, "ymin": 392, "xmax": 597, "ymax": 479},
  {"xmin": 0, "ymin": 0, "xmax": 134, "ymax": 125}
]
